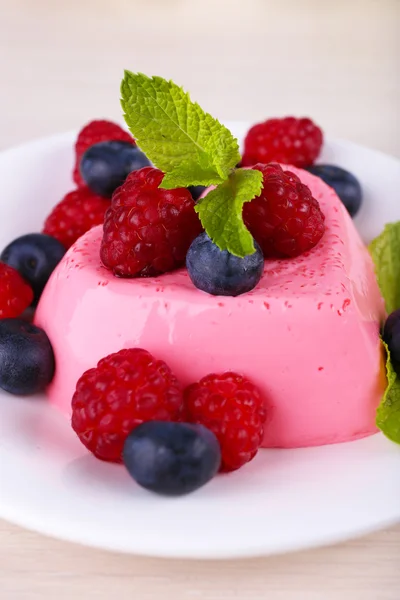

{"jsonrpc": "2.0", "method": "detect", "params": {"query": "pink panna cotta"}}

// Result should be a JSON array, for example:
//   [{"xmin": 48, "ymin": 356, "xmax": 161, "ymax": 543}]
[{"xmin": 35, "ymin": 167, "xmax": 386, "ymax": 448}]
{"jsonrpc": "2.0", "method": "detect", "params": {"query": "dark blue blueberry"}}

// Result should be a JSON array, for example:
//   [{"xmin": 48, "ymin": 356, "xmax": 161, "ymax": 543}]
[
  {"xmin": 1, "ymin": 233, "xmax": 66, "ymax": 305},
  {"xmin": 383, "ymin": 309, "xmax": 400, "ymax": 375},
  {"xmin": 80, "ymin": 141, "xmax": 151, "ymax": 198},
  {"xmin": 186, "ymin": 232, "xmax": 264, "ymax": 296},
  {"xmin": 123, "ymin": 421, "xmax": 221, "ymax": 496},
  {"xmin": 188, "ymin": 186, "xmax": 206, "ymax": 202},
  {"xmin": 306, "ymin": 164, "xmax": 362, "ymax": 217},
  {"xmin": 0, "ymin": 319, "xmax": 55, "ymax": 395}
]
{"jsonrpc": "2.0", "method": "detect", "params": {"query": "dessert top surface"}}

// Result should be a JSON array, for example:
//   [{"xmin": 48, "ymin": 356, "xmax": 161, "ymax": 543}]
[{"xmin": 58, "ymin": 166, "xmax": 378, "ymax": 313}]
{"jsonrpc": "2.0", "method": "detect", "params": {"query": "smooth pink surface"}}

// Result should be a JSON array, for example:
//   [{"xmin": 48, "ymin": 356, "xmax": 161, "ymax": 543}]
[{"xmin": 35, "ymin": 168, "xmax": 386, "ymax": 448}]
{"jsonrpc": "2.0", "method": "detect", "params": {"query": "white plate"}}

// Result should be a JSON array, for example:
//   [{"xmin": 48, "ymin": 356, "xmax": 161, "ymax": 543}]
[{"xmin": 1, "ymin": 123, "xmax": 400, "ymax": 560}]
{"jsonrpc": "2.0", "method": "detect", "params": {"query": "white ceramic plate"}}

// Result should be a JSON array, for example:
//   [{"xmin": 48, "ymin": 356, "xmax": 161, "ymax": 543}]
[{"xmin": 1, "ymin": 123, "xmax": 400, "ymax": 560}]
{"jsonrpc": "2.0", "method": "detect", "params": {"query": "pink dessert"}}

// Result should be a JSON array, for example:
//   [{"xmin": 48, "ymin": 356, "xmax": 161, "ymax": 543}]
[{"xmin": 35, "ymin": 167, "xmax": 386, "ymax": 449}]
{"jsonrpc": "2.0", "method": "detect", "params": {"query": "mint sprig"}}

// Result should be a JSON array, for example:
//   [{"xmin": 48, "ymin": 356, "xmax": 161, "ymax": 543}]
[
  {"xmin": 195, "ymin": 169, "xmax": 263, "ymax": 257},
  {"xmin": 369, "ymin": 222, "xmax": 400, "ymax": 315},
  {"xmin": 121, "ymin": 72, "xmax": 258, "ymax": 257},
  {"xmin": 376, "ymin": 341, "xmax": 400, "ymax": 443},
  {"xmin": 121, "ymin": 72, "xmax": 240, "ymax": 189}
]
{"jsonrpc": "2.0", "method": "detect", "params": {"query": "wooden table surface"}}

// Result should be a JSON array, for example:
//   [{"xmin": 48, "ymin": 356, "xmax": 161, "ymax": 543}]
[{"xmin": 1, "ymin": 1, "xmax": 400, "ymax": 598}]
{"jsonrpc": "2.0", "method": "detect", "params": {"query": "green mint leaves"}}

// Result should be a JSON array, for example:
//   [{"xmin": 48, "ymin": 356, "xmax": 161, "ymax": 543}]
[
  {"xmin": 376, "ymin": 342, "xmax": 400, "ymax": 443},
  {"xmin": 369, "ymin": 222, "xmax": 400, "ymax": 314},
  {"xmin": 121, "ymin": 72, "xmax": 257, "ymax": 257},
  {"xmin": 195, "ymin": 169, "xmax": 263, "ymax": 257},
  {"xmin": 121, "ymin": 72, "xmax": 240, "ymax": 189},
  {"xmin": 369, "ymin": 222, "xmax": 400, "ymax": 443}
]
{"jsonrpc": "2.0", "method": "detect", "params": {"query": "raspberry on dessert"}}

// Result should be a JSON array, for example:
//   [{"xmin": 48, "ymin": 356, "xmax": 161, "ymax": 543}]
[
  {"xmin": 73, "ymin": 120, "xmax": 134, "ymax": 186},
  {"xmin": 0, "ymin": 263, "xmax": 34, "ymax": 318},
  {"xmin": 183, "ymin": 372, "xmax": 267, "ymax": 472},
  {"xmin": 243, "ymin": 163, "xmax": 325, "ymax": 257},
  {"xmin": 242, "ymin": 117, "xmax": 323, "ymax": 168},
  {"xmin": 43, "ymin": 187, "xmax": 110, "ymax": 249},
  {"xmin": 101, "ymin": 167, "xmax": 202, "ymax": 277},
  {"xmin": 71, "ymin": 348, "xmax": 183, "ymax": 462}
]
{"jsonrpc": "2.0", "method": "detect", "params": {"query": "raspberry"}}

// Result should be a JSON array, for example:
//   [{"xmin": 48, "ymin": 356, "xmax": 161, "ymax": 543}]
[
  {"xmin": 73, "ymin": 120, "xmax": 134, "ymax": 186},
  {"xmin": 183, "ymin": 373, "xmax": 267, "ymax": 472},
  {"xmin": 43, "ymin": 187, "xmax": 110, "ymax": 249},
  {"xmin": 243, "ymin": 163, "xmax": 325, "ymax": 257},
  {"xmin": 0, "ymin": 263, "xmax": 33, "ymax": 318},
  {"xmin": 71, "ymin": 348, "xmax": 183, "ymax": 462},
  {"xmin": 242, "ymin": 117, "xmax": 323, "ymax": 168},
  {"xmin": 101, "ymin": 167, "xmax": 202, "ymax": 277}
]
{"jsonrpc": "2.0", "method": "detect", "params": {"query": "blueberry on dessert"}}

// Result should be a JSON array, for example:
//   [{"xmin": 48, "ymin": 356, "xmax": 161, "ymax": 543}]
[
  {"xmin": 306, "ymin": 164, "xmax": 362, "ymax": 217},
  {"xmin": 1, "ymin": 233, "xmax": 66, "ymax": 305},
  {"xmin": 80, "ymin": 140, "xmax": 151, "ymax": 198},
  {"xmin": 188, "ymin": 185, "xmax": 206, "ymax": 201},
  {"xmin": 186, "ymin": 232, "xmax": 264, "ymax": 296},
  {"xmin": 383, "ymin": 309, "xmax": 400, "ymax": 375},
  {"xmin": 73, "ymin": 119, "xmax": 134, "ymax": 186}
]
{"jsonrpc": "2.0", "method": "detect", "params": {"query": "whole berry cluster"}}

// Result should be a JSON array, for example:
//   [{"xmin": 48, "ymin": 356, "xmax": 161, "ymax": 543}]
[{"xmin": 71, "ymin": 347, "xmax": 268, "ymax": 494}]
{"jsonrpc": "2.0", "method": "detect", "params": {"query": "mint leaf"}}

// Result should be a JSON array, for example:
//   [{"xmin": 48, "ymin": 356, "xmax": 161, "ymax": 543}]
[
  {"xmin": 121, "ymin": 72, "xmax": 241, "ymax": 189},
  {"xmin": 376, "ymin": 341, "xmax": 400, "ymax": 443},
  {"xmin": 195, "ymin": 168, "xmax": 263, "ymax": 258},
  {"xmin": 369, "ymin": 222, "xmax": 400, "ymax": 314}
]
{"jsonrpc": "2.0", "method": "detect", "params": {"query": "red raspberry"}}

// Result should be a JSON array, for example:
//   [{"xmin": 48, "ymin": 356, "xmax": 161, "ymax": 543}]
[
  {"xmin": 242, "ymin": 117, "xmax": 323, "ymax": 168},
  {"xmin": 43, "ymin": 187, "xmax": 110, "ymax": 249},
  {"xmin": 101, "ymin": 167, "xmax": 202, "ymax": 277},
  {"xmin": 0, "ymin": 263, "xmax": 33, "ymax": 318},
  {"xmin": 184, "ymin": 373, "xmax": 267, "ymax": 472},
  {"xmin": 73, "ymin": 120, "xmax": 134, "ymax": 186},
  {"xmin": 243, "ymin": 163, "xmax": 325, "ymax": 257},
  {"xmin": 71, "ymin": 348, "xmax": 183, "ymax": 462}
]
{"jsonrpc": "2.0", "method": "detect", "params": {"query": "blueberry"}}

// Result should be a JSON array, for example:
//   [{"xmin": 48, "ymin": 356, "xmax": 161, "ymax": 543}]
[
  {"xmin": 188, "ymin": 185, "xmax": 206, "ymax": 201},
  {"xmin": 1, "ymin": 233, "xmax": 66, "ymax": 305},
  {"xmin": 0, "ymin": 319, "xmax": 55, "ymax": 395},
  {"xmin": 123, "ymin": 421, "xmax": 221, "ymax": 496},
  {"xmin": 186, "ymin": 232, "xmax": 264, "ymax": 296},
  {"xmin": 383, "ymin": 309, "xmax": 400, "ymax": 374},
  {"xmin": 80, "ymin": 141, "xmax": 151, "ymax": 198},
  {"xmin": 306, "ymin": 164, "xmax": 362, "ymax": 217}
]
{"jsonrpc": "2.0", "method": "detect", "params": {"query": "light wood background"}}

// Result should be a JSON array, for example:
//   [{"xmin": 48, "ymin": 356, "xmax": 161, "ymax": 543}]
[{"xmin": 1, "ymin": 1, "xmax": 400, "ymax": 598}]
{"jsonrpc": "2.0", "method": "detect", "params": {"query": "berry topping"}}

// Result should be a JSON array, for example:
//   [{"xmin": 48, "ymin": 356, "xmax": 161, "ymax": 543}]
[
  {"xmin": 306, "ymin": 164, "xmax": 362, "ymax": 217},
  {"xmin": 1, "ymin": 234, "xmax": 66, "ymax": 305},
  {"xmin": 80, "ymin": 141, "xmax": 151, "ymax": 198},
  {"xmin": 123, "ymin": 421, "xmax": 221, "ymax": 496},
  {"xmin": 242, "ymin": 117, "xmax": 323, "ymax": 168},
  {"xmin": 101, "ymin": 167, "xmax": 202, "ymax": 277},
  {"xmin": 186, "ymin": 232, "xmax": 264, "ymax": 296},
  {"xmin": 0, "ymin": 263, "xmax": 33, "ymax": 318},
  {"xmin": 43, "ymin": 187, "xmax": 110, "ymax": 249},
  {"xmin": 0, "ymin": 319, "xmax": 55, "ymax": 395},
  {"xmin": 73, "ymin": 120, "xmax": 134, "ymax": 186},
  {"xmin": 243, "ymin": 163, "xmax": 325, "ymax": 257},
  {"xmin": 383, "ymin": 310, "xmax": 400, "ymax": 375},
  {"xmin": 71, "ymin": 348, "xmax": 183, "ymax": 462},
  {"xmin": 188, "ymin": 185, "xmax": 206, "ymax": 202},
  {"xmin": 184, "ymin": 372, "xmax": 267, "ymax": 472}
]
